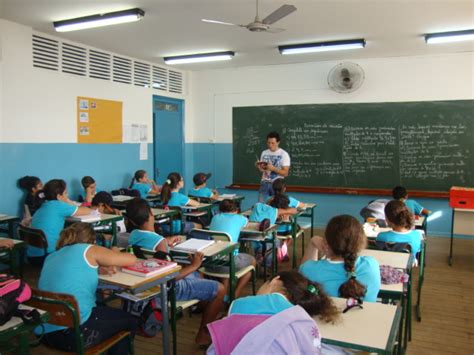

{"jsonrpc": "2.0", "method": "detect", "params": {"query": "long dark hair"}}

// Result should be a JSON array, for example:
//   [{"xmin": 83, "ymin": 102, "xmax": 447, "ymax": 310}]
[
  {"xmin": 126, "ymin": 198, "xmax": 152, "ymax": 227},
  {"xmin": 160, "ymin": 172, "xmax": 182, "ymax": 205},
  {"xmin": 325, "ymin": 215, "xmax": 367, "ymax": 300},
  {"xmin": 219, "ymin": 199, "xmax": 237, "ymax": 213},
  {"xmin": 277, "ymin": 271, "xmax": 339, "ymax": 323},
  {"xmin": 129, "ymin": 170, "xmax": 147, "ymax": 188},
  {"xmin": 272, "ymin": 179, "xmax": 286, "ymax": 197},
  {"xmin": 385, "ymin": 200, "xmax": 414, "ymax": 229}
]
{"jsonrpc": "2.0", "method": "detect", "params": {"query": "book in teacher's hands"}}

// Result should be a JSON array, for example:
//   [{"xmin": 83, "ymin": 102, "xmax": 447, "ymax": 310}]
[
  {"xmin": 122, "ymin": 258, "xmax": 178, "ymax": 277},
  {"xmin": 172, "ymin": 238, "xmax": 215, "ymax": 253}
]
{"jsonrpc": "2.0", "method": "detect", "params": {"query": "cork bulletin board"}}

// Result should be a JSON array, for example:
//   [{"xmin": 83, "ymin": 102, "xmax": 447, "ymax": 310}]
[{"xmin": 77, "ymin": 97, "xmax": 122, "ymax": 143}]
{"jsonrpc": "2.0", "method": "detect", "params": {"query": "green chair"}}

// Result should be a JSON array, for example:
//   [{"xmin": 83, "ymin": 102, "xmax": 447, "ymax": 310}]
[{"xmin": 26, "ymin": 288, "xmax": 134, "ymax": 355}]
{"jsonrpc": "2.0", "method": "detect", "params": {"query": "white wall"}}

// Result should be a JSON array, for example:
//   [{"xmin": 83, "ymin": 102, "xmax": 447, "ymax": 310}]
[
  {"xmin": 189, "ymin": 52, "xmax": 474, "ymax": 143},
  {"xmin": 0, "ymin": 19, "xmax": 189, "ymax": 143}
]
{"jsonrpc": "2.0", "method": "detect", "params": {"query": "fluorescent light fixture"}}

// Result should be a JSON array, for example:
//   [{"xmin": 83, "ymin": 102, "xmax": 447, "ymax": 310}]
[
  {"xmin": 164, "ymin": 51, "xmax": 235, "ymax": 65},
  {"xmin": 54, "ymin": 8, "xmax": 144, "ymax": 32},
  {"xmin": 425, "ymin": 29, "xmax": 474, "ymax": 44},
  {"xmin": 279, "ymin": 39, "xmax": 366, "ymax": 55}
]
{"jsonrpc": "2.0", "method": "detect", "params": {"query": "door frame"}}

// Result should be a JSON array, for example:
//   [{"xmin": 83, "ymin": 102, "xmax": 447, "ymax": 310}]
[{"xmin": 152, "ymin": 95, "xmax": 185, "ymax": 183}]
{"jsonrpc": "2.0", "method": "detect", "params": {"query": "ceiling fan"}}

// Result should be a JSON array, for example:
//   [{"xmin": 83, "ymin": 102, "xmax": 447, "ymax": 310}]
[{"xmin": 202, "ymin": 0, "xmax": 296, "ymax": 33}]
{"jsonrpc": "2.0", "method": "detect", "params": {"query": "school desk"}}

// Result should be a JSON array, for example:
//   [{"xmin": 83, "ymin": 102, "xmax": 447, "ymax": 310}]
[
  {"xmin": 0, "ymin": 237, "xmax": 26, "ymax": 277},
  {"xmin": 239, "ymin": 222, "xmax": 278, "ymax": 280},
  {"xmin": 111, "ymin": 194, "xmax": 161, "ymax": 209},
  {"xmin": 316, "ymin": 297, "xmax": 401, "ymax": 354},
  {"xmin": 449, "ymin": 208, "xmax": 474, "ymax": 266},
  {"xmin": 151, "ymin": 207, "xmax": 180, "ymax": 231},
  {"xmin": 99, "ymin": 266, "xmax": 181, "ymax": 355},
  {"xmin": 276, "ymin": 210, "xmax": 304, "ymax": 270},
  {"xmin": 0, "ymin": 305, "xmax": 49, "ymax": 354},
  {"xmin": 0, "ymin": 215, "xmax": 20, "ymax": 238},
  {"xmin": 360, "ymin": 248, "xmax": 413, "ymax": 351},
  {"xmin": 66, "ymin": 213, "xmax": 123, "ymax": 247},
  {"xmin": 297, "ymin": 202, "xmax": 317, "ymax": 238}
]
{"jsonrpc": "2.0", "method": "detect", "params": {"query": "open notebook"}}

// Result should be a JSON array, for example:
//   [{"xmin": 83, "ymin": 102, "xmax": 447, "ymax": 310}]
[{"xmin": 173, "ymin": 238, "xmax": 214, "ymax": 253}]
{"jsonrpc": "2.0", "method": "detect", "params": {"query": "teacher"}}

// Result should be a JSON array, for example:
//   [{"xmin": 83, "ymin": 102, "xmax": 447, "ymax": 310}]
[{"xmin": 255, "ymin": 131, "xmax": 291, "ymax": 202}]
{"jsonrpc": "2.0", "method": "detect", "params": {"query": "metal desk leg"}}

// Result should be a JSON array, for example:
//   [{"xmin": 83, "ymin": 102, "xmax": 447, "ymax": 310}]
[
  {"xmin": 311, "ymin": 208, "xmax": 314, "ymax": 237},
  {"xmin": 449, "ymin": 209, "xmax": 454, "ymax": 266},
  {"xmin": 272, "ymin": 231, "xmax": 277, "ymax": 276},
  {"xmin": 292, "ymin": 219, "xmax": 297, "ymax": 270},
  {"xmin": 169, "ymin": 281, "xmax": 177, "ymax": 355},
  {"xmin": 262, "ymin": 241, "xmax": 268, "ymax": 282},
  {"xmin": 416, "ymin": 241, "xmax": 425, "ymax": 322},
  {"xmin": 405, "ymin": 270, "xmax": 412, "ymax": 347},
  {"xmin": 160, "ymin": 281, "xmax": 171, "ymax": 355},
  {"xmin": 229, "ymin": 250, "xmax": 236, "ymax": 302},
  {"xmin": 111, "ymin": 221, "xmax": 118, "ymax": 247}
]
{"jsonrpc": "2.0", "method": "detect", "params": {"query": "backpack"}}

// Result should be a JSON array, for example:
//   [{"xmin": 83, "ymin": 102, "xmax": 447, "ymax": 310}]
[{"xmin": 0, "ymin": 274, "xmax": 34, "ymax": 325}]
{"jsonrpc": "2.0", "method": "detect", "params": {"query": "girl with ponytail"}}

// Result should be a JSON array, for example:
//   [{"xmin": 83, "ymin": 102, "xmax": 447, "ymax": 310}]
[
  {"xmin": 300, "ymin": 215, "xmax": 381, "ymax": 302},
  {"xmin": 129, "ymin": 170, "xmax": 160, "ymax": 199},
  {"xmin": 160, "ymin": 172, "xmax": 202, "ymax": 234},
  {"xmin": 38, "ymin": 222, "xmax": 137, "ymax": 353},
  {"xmin": 376, "ymin": 200, "xmax": 423, "ymax": 256}
]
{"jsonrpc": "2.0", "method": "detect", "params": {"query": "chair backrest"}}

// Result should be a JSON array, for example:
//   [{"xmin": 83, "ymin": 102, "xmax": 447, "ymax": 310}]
[
  {"xmin": 369, "ymin": 240, "xmax": 412, "ymax": 254},
  {"xmin": 189, "ymin": 228, "xmax": 231, "ymax": 242},
  {"xmin": 188, "ymin": 195, "xmax": 212, "ymax": 204},
  {"xmin": 17, "ymin": 225, "xmax": 48, "ymax": 252},
  {"xmin": 26, "ymin": 288, "xmax": 80, "ymax": 328}
]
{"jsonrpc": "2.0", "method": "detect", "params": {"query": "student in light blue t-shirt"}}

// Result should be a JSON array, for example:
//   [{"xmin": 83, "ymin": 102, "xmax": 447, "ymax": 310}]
[
  {"xmin": 31, "ymin": 179, "xmax": 91, "ymax": 261},
  {"xmin": 392, "ymin": 186, "xmax": 430, "ymax": 216},
  {"xmin": 377, "ymin": 200, "xmax": 423, "ymax": 257},
  {"xmin": 129, "ymin": 170, "xmax": 160, "ymax": 199},
  {"xmin": 189, "ymin": 172, "xmax": 218, "ymax": 200},
  {"xmin": 207, "ymin": 199, "xmax": 256, "ymax": 298},
  {"xmin": 161, "ymin": 172, "xmax": 202, "ymax": 235},
  {"xmin": 126, "ymin": 198, "xmax": 225, "ymax": 345},
  {"xmin": 300, "ymin": 215, "xmax": 381, "ymax": 302},
  {"xmin": 37, "ymin": 222, "xmax": 137, "ymax": 353},
  {"xmin": 268, "ymin": 179, "xmax": 303, "ymax": 235}
]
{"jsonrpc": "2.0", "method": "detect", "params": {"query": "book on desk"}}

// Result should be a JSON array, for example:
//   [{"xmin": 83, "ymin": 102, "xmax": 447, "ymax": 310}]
[
  {"xmin": 67, "ymin": 212, "xmax": 101, "ymax": 223},
  {"xmin": 172, "ymin": 238, "xmax": 214, "ymax": 253},
  {"xmin": 122, "ymin": 258, "xmax": 178, "ymax": 277}
]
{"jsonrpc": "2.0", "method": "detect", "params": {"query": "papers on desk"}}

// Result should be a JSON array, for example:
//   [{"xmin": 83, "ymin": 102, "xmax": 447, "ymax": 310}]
[
  {"xmin": 117, "ymin": 285, "xmax": 162, "ymax": 302},
  {"xmin": 173, "ymin": 238, "xmax": 214, "ymax": 253},
  {"xmin": 112, "ymin": 195, "xmax": 135, "ymax": 202},
  {"xmin": 219, "ymin": 194, "xmax": 236, "ymax": 199},
  {"xmin": 68, "ymin": 210, "xmax": 101, "ymax": 223}
]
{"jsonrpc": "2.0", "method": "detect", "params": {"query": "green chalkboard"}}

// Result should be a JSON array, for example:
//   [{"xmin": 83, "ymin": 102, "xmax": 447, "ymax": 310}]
[{"xmin": 232, "ymin": 100, "xmax": 474, "ymax": 192}]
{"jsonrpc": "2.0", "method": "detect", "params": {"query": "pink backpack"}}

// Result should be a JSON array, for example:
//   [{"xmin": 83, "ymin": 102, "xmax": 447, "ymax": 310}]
[{"xmin": 0, "ymin": 274, "xmax": 33, "ymax": 325}]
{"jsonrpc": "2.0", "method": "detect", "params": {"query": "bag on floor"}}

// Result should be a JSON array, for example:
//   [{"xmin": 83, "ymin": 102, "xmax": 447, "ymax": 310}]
[{"xmin": 0, "ymin": 274, "xmax": 35, "ymax": 326}]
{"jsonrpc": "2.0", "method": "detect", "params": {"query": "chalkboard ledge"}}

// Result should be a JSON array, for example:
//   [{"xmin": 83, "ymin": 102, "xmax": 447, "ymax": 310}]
[{"xmin": 227, "ymin": 184, "xmax": 449, "ymax": 199}]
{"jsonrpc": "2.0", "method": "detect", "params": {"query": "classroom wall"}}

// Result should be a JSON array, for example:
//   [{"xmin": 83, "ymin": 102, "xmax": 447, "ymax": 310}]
[
  {"xmin": 0, "ymin": 19, "xmax": 190, "ymax": 215},
  {"xmin": 188, "ymin": 52, "xmax": 474, "ymax": 237}
]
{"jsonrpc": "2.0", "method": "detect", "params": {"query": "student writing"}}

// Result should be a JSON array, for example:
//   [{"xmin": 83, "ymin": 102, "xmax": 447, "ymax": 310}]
[
  {"xmin": 300, "ymin": 215, "xmax": 381, "ymax": 302},
  {"xmin": 37, "ymin": 222, "xmax": 137, "ymax": 355}
]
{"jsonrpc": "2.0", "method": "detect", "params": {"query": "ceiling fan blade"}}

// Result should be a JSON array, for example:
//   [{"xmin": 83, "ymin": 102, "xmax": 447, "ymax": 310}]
[
  {"xmin": 262, "ymin": 4, "xmax": 296, "ymax": 25},
  {"xmin": 201, "ymin": 19, "xmax": 240, "ymax": 26},
  {"xmin": 266, "ymin": 27, "xmax": 286, "ymax": 33}
]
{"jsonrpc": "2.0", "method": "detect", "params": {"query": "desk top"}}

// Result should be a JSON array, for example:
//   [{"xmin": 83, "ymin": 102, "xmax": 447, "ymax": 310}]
[
  {"xmin": 200, "ymin": 241, "xmax": 238, "ymax": 257},
  {"xmin": 215, "ymin": 195, "xmax": 244, "ymax": 202},
  {"xmin": 0, "ymin": 305, "xmax": 47, "ymax": 332},
  {"xmin": 240, "ymin": 222, "xmax": 277, "ymax": 236},
  {"xmin": 181, "ymin": 203, "xmax": 212, "ymax": 211},
  {"xmin": 0, "ymin": 215, "xmax": 19, "ymax": 222},
  {"xmin": 0, "ymin": 237, "xmax": 25, "ymax": 246},
  {"xmin": 99, "ymin": 265, "xmax": 181, "ymax": 290},
  {"xmin": 360, "ymin": 249, "xmax": 411, "ymax": 270},
  {"xmin": 453, "ymin": 208, "xmax": 474, "ymax": 213},
  {"xmin": 151, "ymin": 208, "xmax": 179, "ymax": 218},
  {"xmin": 66, "ymin": 213, "xmax": 123, "ymax": 224},
  {"xmin": 316, "ymin": 297, "xmax": 400, "ymax": 352}
]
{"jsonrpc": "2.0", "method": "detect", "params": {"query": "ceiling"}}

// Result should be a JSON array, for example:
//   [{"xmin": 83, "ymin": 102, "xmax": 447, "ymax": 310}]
[{"xmin": 1, "ymin": 0, "xmax": 473, "ymax": 71}]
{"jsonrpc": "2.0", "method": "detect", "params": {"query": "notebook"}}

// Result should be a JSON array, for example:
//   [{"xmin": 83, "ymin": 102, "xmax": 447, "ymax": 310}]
[
  {"xmin": 173, "ymin": 238, "xmax": 214, "ymax": 253},
  {"xmin": 117, "ymin": 285, "xmax": 162, "ymax": 302},
  {"xmin": 67, "ymin": 213, "xmax": 101, "ymax": 223},
  {"xmin": 112, "ymin": 195, "xmax": 134, "ymax": 202},
  {"xmin": 122, "ymin": 258, "xmax": 178, "ymax": 278},
  {"xmin": 220, "ymin": 194, "xmax": 237, "ymax": 199}
]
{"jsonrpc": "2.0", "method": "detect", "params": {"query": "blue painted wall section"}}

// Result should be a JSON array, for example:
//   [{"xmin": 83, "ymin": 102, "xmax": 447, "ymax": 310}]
[
  {"xmin": 0, "ymin": 143, "xmax": 153, "ymax": 216},
  {"xmin": 190, "ymin": 142, "xmax": 459, "ymax": 238}
]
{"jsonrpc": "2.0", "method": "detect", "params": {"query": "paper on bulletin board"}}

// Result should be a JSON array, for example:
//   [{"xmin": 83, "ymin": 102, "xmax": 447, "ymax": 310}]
[
  {"xmin": 77, "ymin": 97, "xmax": 122, "ymax": 143},
  {"xmin": 140, "ymin": 142, "xmax": 148, "ymax": 160}
]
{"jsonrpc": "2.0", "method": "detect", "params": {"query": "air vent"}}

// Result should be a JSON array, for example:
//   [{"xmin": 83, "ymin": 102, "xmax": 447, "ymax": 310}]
[
  {"xmin": 134, "ymin": 61, "xmax": 151, "ymax": 87},
  {"xmin": 152, "ymin": 65, "xmax": 168, "ymax": 91},
  {"xmin": 113, "ymin": 56, "xmax": 132, "ymax": 84},
  {"xmin": 32, "ymin": 35, "xmax": 59, "ymax": 71},
  {"xmin": 168, "ymin": 70, "xmax": 183, "ymax": 94},
  {"xmin": 61, "ymin": 43, "xmax": 86, "ymax": 76},
  {"xmin": 89, "ymin": 50, "xmax": 111, "ymax": 81}
]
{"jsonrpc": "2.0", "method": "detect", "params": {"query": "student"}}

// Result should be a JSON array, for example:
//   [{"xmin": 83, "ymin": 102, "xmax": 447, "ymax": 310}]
[
  {"xmin": 91, "ymin": 191, "xmax": 121, "ymax": 216},
  {"xmin": 30, "ymin": 179, "xmax": 91, "ymax": 259},
  {"xmin": 207, "ymin": 271, "xmax": 339, "ymax": 355},
  {"xmin": 300, "ymin": 215, "xmax": 381, "ymax": 302},
  {"xmin": 207, "ymin": 199, "xmax": 256, "ymax": 298},
  {"xmin": 161, "ymin": 172, "xmax": 202, "ymax": 234},
  {"xmin": 189, "ymin": 172, "xmax": 218, "ymax": 199},
  {"xmin": 377, "ymin": 200, "xmax": 422, "ymax": 256},
  {"xmin": 129, "ymin": 170, "xmax": 160, "ymax": 199},
  {"xmin": 81, "ymin": 176, "xmax": 96, "ymax": 206},
  {"xmin": 125, "ymin": 198, "xmax": 225, "ymax": 345},
  {"xmin": 268, "ymin": 179, "xmax": 303, "ymax": 234},
  {"xmin": 18, "ymin": 175, "xmax": 45, "ymax": 216},
  {"xmin": 38, "ymin": 222, "xmax": 137, "ymax": 355},
  {"xmin": 392, "ymin": 186, "xmax": 430, "ymax": 216}
]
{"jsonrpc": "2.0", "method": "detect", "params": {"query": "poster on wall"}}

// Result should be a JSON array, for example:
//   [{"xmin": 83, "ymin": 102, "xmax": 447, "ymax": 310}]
[{"xmin": 77, "ymin": 97, "xmax": 122, "ymax": 143}]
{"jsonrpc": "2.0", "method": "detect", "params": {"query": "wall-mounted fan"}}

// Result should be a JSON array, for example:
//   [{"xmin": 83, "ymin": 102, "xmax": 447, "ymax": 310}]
[
  {"xmin": 327, "ymin": 62, "xmax": 365, "ymax": 93},
  {"xmin": 202, "ymin": 0, "xmax": 296, "ymax": 33}
]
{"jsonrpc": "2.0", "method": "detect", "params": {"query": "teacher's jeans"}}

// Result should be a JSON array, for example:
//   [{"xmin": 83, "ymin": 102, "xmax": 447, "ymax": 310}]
[{"xmin": 258, "ymin": 181, "xmax": 274, "ymax": 202}]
